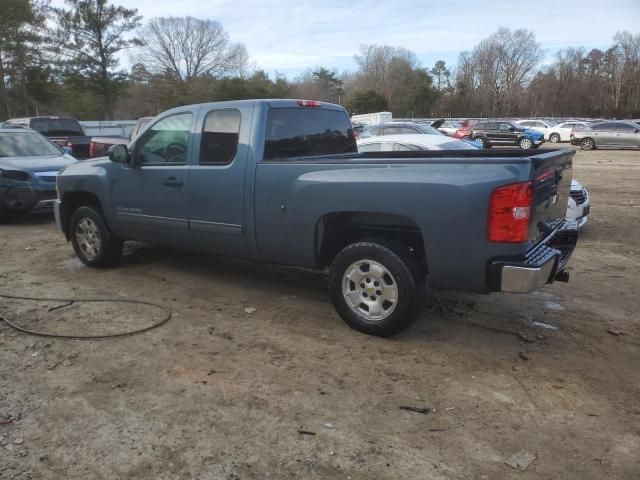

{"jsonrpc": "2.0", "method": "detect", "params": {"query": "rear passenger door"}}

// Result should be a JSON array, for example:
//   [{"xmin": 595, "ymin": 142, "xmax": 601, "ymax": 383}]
[
  {"xmin": 497, "ymin": 123, "xmax": 516, "ymax": 144},
  {"xmin": 590, "ymin": 123, "xmax": 615, "ymax": 145},
  {"xmin": 613, "ymin": 123, "xmax": 640, "ymax": 146},
  {"xmin": 186, "ymin": 105, "xmax": 252, "ymax": 257}
]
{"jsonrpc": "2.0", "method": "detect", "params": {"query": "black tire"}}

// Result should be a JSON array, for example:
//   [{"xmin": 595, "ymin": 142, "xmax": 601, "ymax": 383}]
[
  {"xmin": 329, "ymin": 241, "xmax": 419, "ymax": 337},
  {"xmin": 549, "ymin": 133, "xmax": 561, "ymax": 143},
  {"xmin": 581, "ymin": 137, "xmax": 596, "ymax": 150},
  {"xmin": 70, "ymin": 205, "xmax": 122, "ymax": 268},
  {"xmin": 519, "ymin": 137, "xmax": 533, "ymax": 149}
]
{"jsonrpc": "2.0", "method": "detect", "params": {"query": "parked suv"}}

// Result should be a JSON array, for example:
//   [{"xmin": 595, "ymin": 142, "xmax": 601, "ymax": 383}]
[{"xmin": 471, "ymin": 121, "xmax": 544, "ymax": 149}]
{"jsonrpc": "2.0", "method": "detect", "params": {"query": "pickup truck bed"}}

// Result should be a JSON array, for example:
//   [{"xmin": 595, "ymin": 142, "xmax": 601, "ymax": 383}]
[{"xmin": 54, "ymin": 99, "xmax": 578, "ymax": 337}]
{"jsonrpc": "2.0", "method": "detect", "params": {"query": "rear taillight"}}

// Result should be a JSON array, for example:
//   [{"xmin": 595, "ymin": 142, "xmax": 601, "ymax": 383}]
[
  {"xmin": 89, "ymin": 142, "xmax": 94, "ymax": 157},
  {"xmin": 296, "ymin": 99, "xmax": 322, "ymax": 107},
  {"xmin": 65, "ymin": 140, "xmax": 73, "ymax": 147},
  {"xmin": 488, "ymin": 181, "xmax": 532, "ymax": 243}
]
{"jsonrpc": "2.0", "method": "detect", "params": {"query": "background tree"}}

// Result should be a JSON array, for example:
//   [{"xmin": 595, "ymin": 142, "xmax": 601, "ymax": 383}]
[
  {"xmin": 139, "ymin": 17, "xmax": 248, "ymax": 82},
  {"xmin": 295, "ymin": 68, "xmax": 345, "ymax": 104},
  {"xmin": 430, "ymin": 60, "xmax": 450, "ymax": 90},
  {"xmin": 346, "ymin": 90, "xmax": 388, "ymax": 115},
  {"xmin": 0, "ymin": 0, "xmax": 47, "ymax": 118},
  {"xmin": 351, "ymin": 44, "xmax": 438, "ymax": 114},
  {"xmin": 48, "ymin": 0, "xmax": 142, "ymax": 119}
]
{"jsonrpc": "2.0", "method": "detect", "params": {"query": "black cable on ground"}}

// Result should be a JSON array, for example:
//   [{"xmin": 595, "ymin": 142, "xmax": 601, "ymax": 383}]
[{"xmin": 0, "ymin": 292, "xmax": 172, "ymax": 339}]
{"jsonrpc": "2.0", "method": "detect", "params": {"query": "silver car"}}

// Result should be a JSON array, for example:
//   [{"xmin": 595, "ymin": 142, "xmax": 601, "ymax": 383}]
[{"xmin": 571, "ymin": 121, "xmax": 640, "ymax": 150}]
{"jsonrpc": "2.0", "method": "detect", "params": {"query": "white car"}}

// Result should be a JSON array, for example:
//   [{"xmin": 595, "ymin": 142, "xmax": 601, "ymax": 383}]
[
  {"xmin": 545, "ymin": 121, "xmax": 591, "ymax": 143},
  {"xmin": 515, "ymin": 119, "xmax": 557, "ymax": 135},
  {"xmin": 431, "ymin": 119, "xmax": 460, "ymax": 136},
  {"xmin": 567, "ymin": 179, "xmax": 590, "ymax": 228},
  {"xmin": 357, "ymin": 134, "xmax": 479, "ymax": 152}
]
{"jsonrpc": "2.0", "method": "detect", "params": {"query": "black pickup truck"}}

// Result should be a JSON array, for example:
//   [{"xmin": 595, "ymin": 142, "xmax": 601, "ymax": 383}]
[{"xmin": 3, "ymin": 116, "xmax": 91, "ymax": 159}]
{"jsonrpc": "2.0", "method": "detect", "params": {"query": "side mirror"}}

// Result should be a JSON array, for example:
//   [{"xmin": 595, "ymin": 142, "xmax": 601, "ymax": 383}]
[
  {"xmin": 108, "ymin": 144, "xmax": 130, "ymax": 164},
  {"xmin": 62, "ymin": 146, "xmax": 73, "ymax": 155}
]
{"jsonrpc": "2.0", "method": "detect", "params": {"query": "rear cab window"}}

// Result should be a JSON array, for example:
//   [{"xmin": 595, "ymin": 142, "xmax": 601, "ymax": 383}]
[
  {"xmin": 30, "ymin": 118, "xmax": 84, "ymax": 136},
  {"xmin": 264, "ymin": 107, "xmax": 356, "ymax": 160}
]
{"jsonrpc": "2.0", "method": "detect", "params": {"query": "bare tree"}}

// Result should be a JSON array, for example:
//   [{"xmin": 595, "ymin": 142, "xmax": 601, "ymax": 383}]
[
  {"xmin": 139, "ymin": 16, "xmax": 247, "ymax": 81},
  {"xmin": 454, "ymin": 28, "xmax": 543, "ymax": 116},
  {"xmin": 353, "ymin": 45, "xmax": 420, "ymax": 111}
]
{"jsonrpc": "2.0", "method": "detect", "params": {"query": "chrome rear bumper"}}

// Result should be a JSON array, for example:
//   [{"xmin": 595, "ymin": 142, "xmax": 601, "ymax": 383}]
[{"xmin": 489, "ymin": 220, "xmax": 579, "ymax": 293}]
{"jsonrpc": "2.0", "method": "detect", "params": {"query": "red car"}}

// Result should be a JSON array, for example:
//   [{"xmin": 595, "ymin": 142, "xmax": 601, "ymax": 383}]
[{"xmin": 453, "ymin": 120, "xmax": 472, "ymax": 139}]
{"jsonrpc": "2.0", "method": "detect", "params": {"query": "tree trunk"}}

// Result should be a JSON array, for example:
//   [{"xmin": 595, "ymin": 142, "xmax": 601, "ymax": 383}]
[{"xmin": 0, "ymin": 49, "xmax": 10, "ymax": 120}]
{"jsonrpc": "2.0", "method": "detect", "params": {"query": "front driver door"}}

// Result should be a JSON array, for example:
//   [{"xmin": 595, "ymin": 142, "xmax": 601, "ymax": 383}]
[{"xmin": 110, "ymin": 111, "xmax": 195, "ymax": 243}]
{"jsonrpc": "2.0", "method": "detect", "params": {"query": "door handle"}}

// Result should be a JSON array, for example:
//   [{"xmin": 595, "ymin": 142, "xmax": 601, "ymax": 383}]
[{"xmin": 162, "ymin": 177, "xmax": 183, "ymax": 188}]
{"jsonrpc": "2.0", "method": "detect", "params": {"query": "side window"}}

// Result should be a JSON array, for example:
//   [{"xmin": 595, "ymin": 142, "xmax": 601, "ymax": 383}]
[
  {"xmin": 401, "ymin": 127, "xmax": 418, "ymax": 134},
  {"xmin": 135, "ymin": 113, "xmax": 192, "ymax": 164},
  {"xmin": 358, "ymin": 143, "xmax": 382, "ymax": 152},
  {"xmin": 613, "ymin": 123, "xmax": 635, "ymax": 132},
  {"xmin": 382, "ymin": 127, "xmax": 401, "ymax": 135},
  {"xmin": 200, "ymin": 110, "xmax": 241, "ymax": 164},
  {"xmin": 499, "ymin": 123, "xmax": 512, "ymax": 131},
  {"xmin": 520, "ymin": 121, "xmax": 532, "ymax": 127}
]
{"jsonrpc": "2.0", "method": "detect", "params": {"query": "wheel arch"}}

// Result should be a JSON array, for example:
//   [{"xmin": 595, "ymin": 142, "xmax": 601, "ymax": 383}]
[
  {"xmin": 60, "ymin": 191, "xmax": 102, "ymax": 239},
  {"xmin": 315, "ymin": 211, "xmax": 428, "ymax": 277}
]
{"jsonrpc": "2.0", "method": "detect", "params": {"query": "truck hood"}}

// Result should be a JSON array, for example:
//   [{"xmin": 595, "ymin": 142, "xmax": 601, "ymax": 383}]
[{"xmin": 0, "ymin": 154, "xmax": 77, "ymax": 173}]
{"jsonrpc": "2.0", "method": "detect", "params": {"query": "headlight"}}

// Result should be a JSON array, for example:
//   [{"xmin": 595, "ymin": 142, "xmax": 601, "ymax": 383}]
[{"xmin": 0, "ymin": 169, "xmax": 31, "ymax": 182}]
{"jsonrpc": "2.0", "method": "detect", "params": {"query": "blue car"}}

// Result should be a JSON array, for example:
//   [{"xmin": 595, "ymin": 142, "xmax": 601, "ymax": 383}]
[{"xmin": 0, "ymin": 128, "xmax": 77, "ymax": 222}]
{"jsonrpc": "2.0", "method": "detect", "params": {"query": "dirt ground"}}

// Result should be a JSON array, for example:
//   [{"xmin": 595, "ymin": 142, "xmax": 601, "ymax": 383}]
[{"xmin": 1, "ymin": 146, "xmax": 639, "ymax": 480}]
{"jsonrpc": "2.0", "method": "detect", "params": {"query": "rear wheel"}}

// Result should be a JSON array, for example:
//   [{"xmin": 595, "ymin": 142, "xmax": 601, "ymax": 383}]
[
  {"xmin": 519, "ymin": 137, "xmax": 533, "ymax": 149},
  {"xmin": 329, "ymin": 242, "xmax": 420, "ymax": 337},
  {"xmin": 549, "ymin": 133, "xmax": 561, "ymax": 143},
  {"xmin": 581, "ymin": 137, "xmax": 596, "ymax": 150},
  {"xmin": 70, "ymin": 206, "xmax": 122, "ymax": 267}
]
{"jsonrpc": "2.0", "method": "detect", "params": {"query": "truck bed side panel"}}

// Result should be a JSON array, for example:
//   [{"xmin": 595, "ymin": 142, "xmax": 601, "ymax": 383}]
[{"xmin": 254, "ymin": 158, "xmax": 533, "ymax": 293}]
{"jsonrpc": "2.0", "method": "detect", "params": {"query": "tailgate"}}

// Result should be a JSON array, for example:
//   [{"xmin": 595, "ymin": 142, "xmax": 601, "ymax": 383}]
[{"xmin": 529, "ymin": 149, "xmax": 574, "ymax": 244}]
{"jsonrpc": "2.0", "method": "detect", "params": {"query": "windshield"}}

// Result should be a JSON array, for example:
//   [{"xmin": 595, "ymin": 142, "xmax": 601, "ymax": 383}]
[
  {"xmin": 30, "ymin": 118, "xmax": 84, "ymax": 136},
  {"xmin": 0, "ymin": 132, "xmax": 63, "ymax": 157}
]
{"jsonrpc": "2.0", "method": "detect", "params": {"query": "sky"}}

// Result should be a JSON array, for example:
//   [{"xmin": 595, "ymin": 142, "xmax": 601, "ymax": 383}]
[{"xmin": 51, "ymin": 0, "xmax": 640, "ymax": 78}]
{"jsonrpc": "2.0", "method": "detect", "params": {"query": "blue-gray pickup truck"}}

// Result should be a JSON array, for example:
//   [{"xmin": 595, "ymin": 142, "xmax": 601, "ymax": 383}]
[{"xmin": 54, "ymin": 99, "xmax": 578, "ymax": 337}]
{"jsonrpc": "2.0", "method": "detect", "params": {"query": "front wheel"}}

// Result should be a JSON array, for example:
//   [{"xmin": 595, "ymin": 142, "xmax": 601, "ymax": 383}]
[
  {"xmin": 581, "ymin": 138, "xmax": 596, "ymax": 150},
  {"xmin": 549, "ymin": 133, "xmax": 561, "ymax": 143},
  {"xmin": 329, "ymin": 242, "xmax": 419, "ymax": 337},
  {"xmin": 519, "ymin": 137, "xmax": 533, "ymax": 149},
  {"xmin": 70, "ymin": 206, "xmax": 123, "ymax": 268}
]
